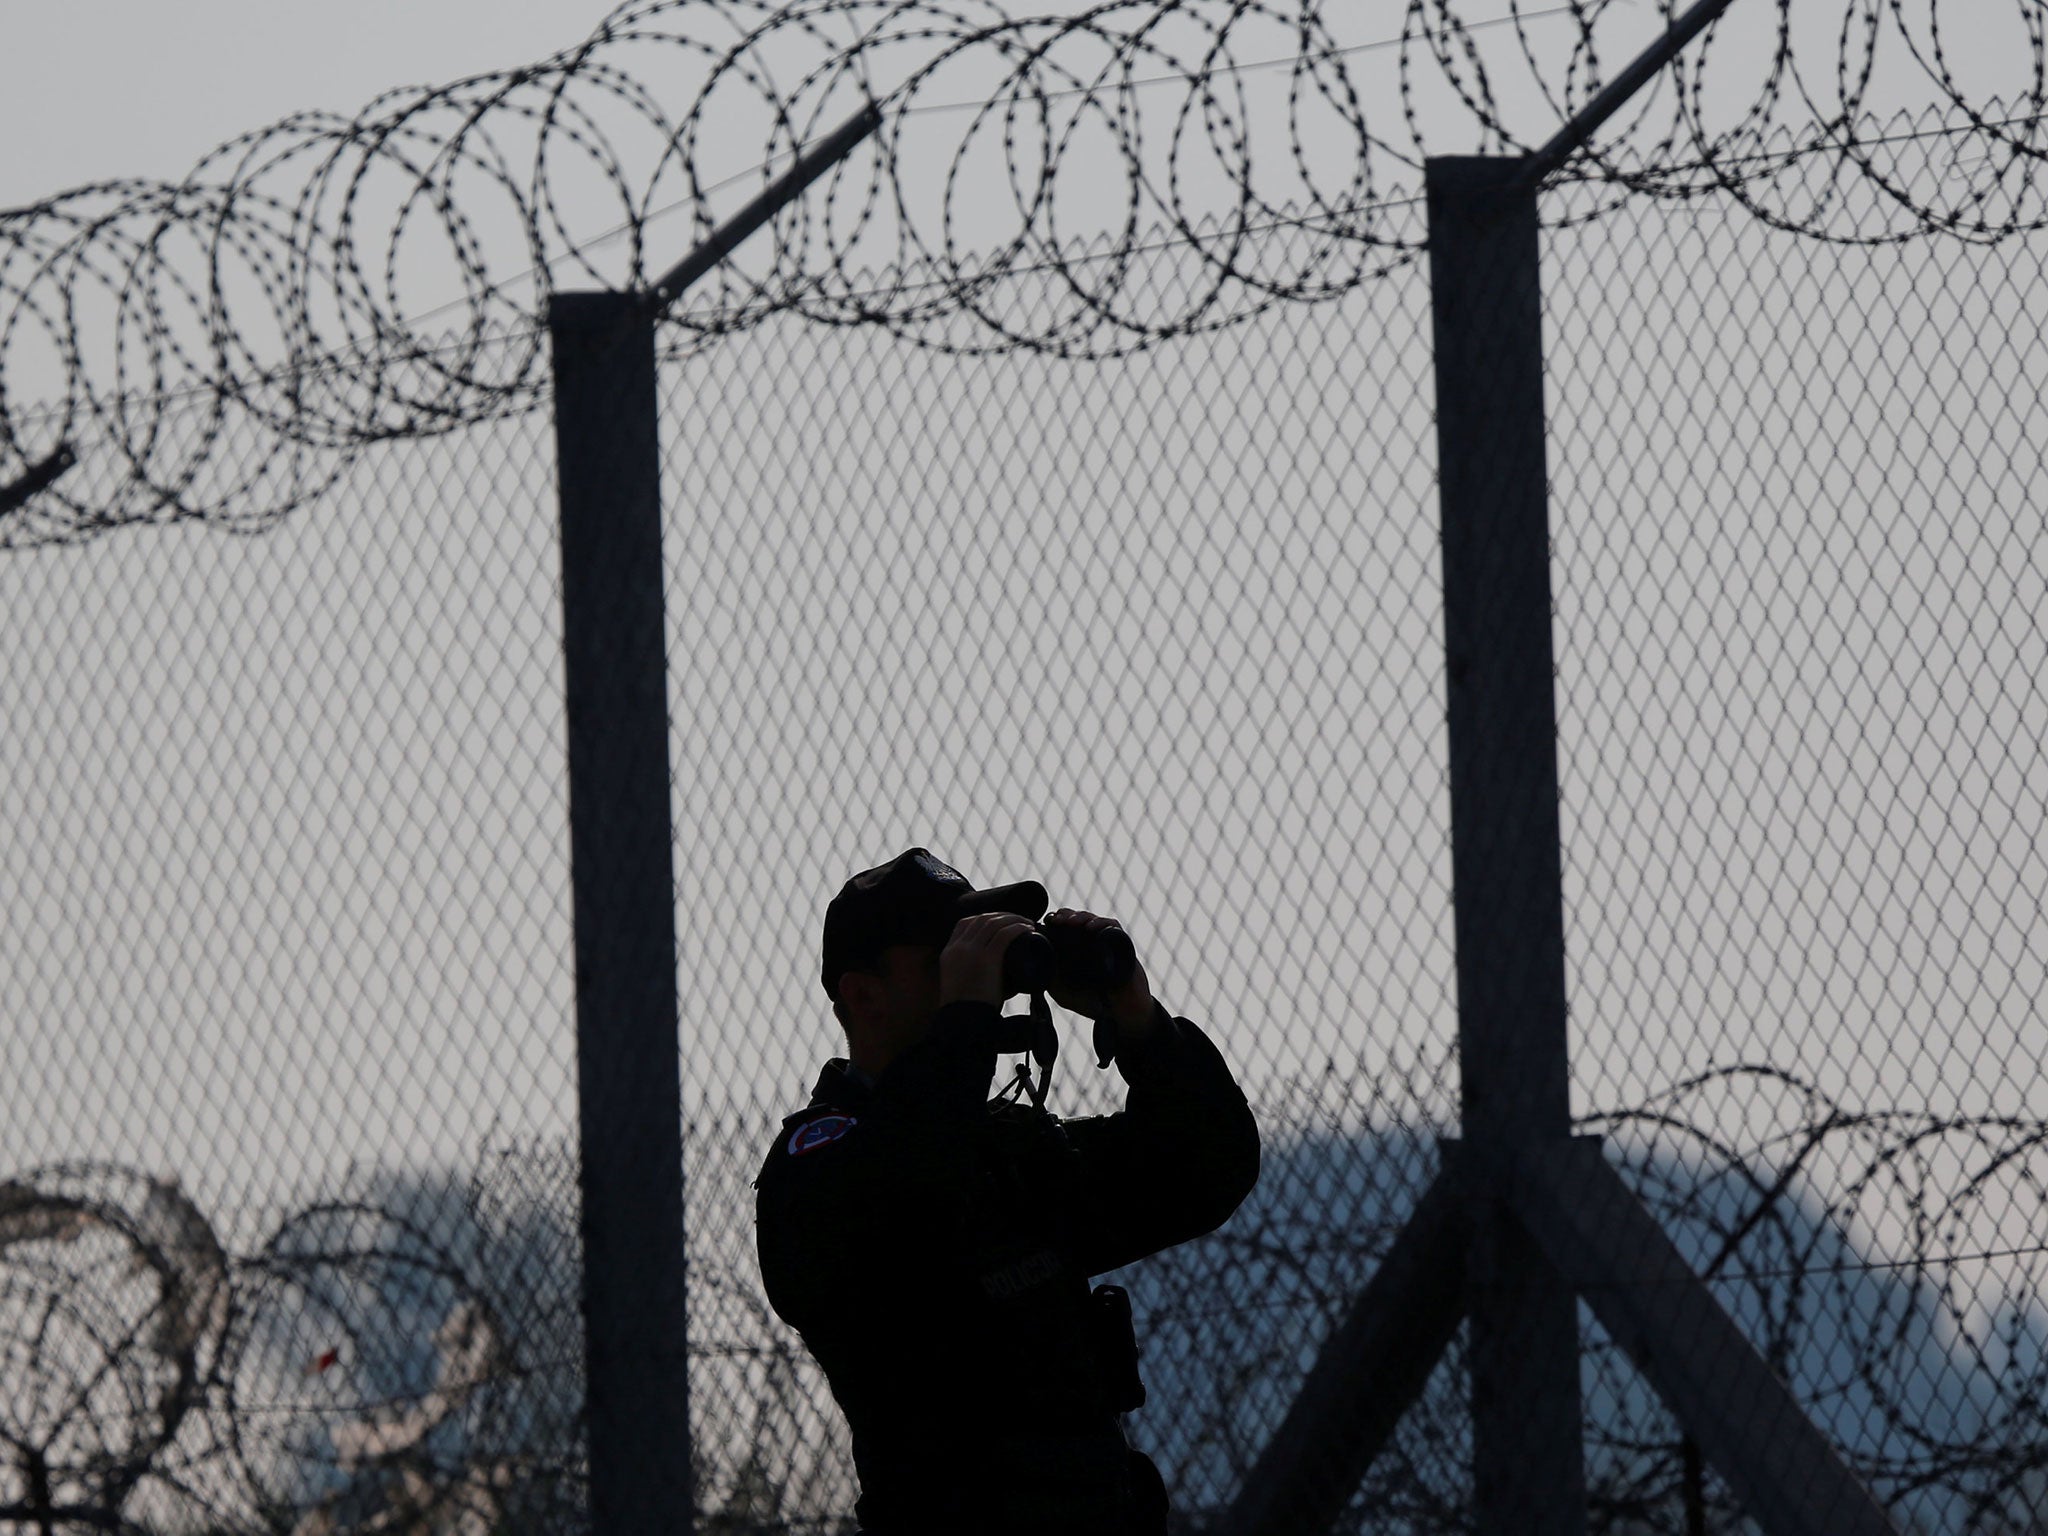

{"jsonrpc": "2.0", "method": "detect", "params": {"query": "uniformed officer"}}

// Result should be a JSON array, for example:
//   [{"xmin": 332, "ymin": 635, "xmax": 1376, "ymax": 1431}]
[{"xmin": 754, "ymin": 849, "xmax": 1261, "ymax": 1535}]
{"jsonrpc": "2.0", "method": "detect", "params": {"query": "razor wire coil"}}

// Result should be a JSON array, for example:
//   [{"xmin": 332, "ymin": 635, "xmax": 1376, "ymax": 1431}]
[
  {"xmin": 3, "ymin": 0, "xmax": 2047, "ymax": 541},
  {"xmin": 11, "ymin": 1062, "xmax": 2047, "ymax": 1533}
]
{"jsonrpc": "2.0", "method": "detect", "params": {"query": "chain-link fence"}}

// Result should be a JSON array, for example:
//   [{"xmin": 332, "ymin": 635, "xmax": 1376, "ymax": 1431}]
[
  {"xmin": 7, "ymin": 70, "xmax": 2048, "ymax": 1536},
  {"xmin": 0, "ymin": 406, "xmax": 590, "ymax": 1534},
  {"xmin": 1548, "ymin": 154, "xmax": 2048, "ymax": 1534},
  {"xmin": 664, "ymin": 132, "xmax": 2048, "ymax": 1536},
  {"xmin": 662, "ymin": 198, "xmax": 1458, "ymax": 1532}
]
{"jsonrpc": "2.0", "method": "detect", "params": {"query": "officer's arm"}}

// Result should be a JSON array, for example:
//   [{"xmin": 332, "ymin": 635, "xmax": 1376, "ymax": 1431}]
[{"xmin": 1060, "ymin": 1003, "xmax": 1261, "ymax": 1276}]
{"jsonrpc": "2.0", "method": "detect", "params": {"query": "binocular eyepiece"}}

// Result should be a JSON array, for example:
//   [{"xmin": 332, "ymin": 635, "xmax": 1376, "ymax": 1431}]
[{"xmin": 999, "ymin": 919, "xmax": 1137, "ymax": 1000}]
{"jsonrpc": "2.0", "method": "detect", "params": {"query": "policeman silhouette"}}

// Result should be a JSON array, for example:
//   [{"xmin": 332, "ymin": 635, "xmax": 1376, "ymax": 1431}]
[{"xmin": 755, "ymin": 849, "xmax": 1261, "ymax": 1535}]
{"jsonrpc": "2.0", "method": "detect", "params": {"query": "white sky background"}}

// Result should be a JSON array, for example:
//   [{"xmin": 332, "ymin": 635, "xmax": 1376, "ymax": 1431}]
[
  {"xmin": 6, "ymin": 0, "xmax": 2033, "ymax": 261},
  {"xmin": 3, "ymin": 0, "xmax": 2046, "ymax": 1284},
  {"xmin": 0, "ymin": 2, "xmax": 590, "ymax": 211}
]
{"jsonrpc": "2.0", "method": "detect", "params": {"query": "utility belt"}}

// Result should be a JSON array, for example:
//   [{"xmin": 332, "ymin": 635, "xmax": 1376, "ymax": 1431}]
[
  {"xmin": 859, "ymin": 1435, "xmax": 1167, "ymax": 1536},
  {"xmin": 1089, "ymin": 1283, "xmax": 1146, "ymax": 1413},
  {"xmin": 854, "ymin": 1288, "xmax": 1159, "ymax": 1534},
  {"xmin": 1085, "ymin": 1283, "xmax": 1166, "ymax": 1535}
]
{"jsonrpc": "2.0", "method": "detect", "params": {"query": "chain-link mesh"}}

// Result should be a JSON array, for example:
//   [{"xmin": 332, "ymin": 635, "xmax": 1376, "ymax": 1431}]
[
  {"xmin": 663, "ymin": 203, "xmax": 1469, "ymax": 1531},
  {"xmin": 665, "ymin": 132, "xmax": 2048, "ymax": 1534},
  {"xmin": 7, "ymin": 84, "xmax": 2048, "ymax": 1536},
  {"xmin": 1549, "ymin": 139, "xmax": 2048, "ymax": 1535},
  {"xmin": 0, "ymin": 409, "xmax": 590, "ymax": 1535}
]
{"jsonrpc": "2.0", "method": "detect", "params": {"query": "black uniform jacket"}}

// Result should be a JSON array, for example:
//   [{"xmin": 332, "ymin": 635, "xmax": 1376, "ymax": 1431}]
[{"xmin": 753, "ymin": 999, "xmax": 1260, "ymax": 1535}]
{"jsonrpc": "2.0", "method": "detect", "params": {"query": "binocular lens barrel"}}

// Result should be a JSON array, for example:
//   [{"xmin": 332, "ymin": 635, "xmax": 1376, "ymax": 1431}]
[{"xmin": 1000, "ymin": 922, "xmax": 1136, "ymax": 998}]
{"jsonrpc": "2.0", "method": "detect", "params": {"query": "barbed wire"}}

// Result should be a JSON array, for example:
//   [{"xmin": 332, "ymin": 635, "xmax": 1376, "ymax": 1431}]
[
  {"xmin": 11, "ymin": 1060, "xmax": 2040, "ymax": 1534},
  {"xmin": 1, "ymin": 0, "xmax": 2046, "ymax": 542},
  {"xmin": 0, "ymin": 1161, "xmax": 584, "ymax": 1536},
  {"xmin": 1136, "ymin": 1065, "xmax": 2048, "ymax": 1530}
]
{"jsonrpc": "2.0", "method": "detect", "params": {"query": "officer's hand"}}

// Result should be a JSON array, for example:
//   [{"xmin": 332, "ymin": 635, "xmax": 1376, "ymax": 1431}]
[
  {"xmin": 940, "ymin": 911, "xmax": 1039, "ymax": 1008},
  {"xmin": 1044, "ymin": 910, "xmax": 1156, "ymax": 1037}
]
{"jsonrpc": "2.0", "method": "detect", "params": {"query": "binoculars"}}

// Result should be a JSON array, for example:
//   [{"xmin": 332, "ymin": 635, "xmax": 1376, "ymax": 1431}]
[{"xmin": 999, "ymin": 918, "xmax": 1137, "ymax": 1000}]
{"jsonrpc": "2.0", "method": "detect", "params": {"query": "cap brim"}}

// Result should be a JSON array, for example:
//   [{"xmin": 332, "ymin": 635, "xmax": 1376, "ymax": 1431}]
[{"xmin": 956, "ymin": 880, "xmax": 1049, "ymax": 922}]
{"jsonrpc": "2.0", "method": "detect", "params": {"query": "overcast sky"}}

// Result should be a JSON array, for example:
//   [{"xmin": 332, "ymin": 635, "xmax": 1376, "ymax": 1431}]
[
  {"xmin": 5, "ymin": 0, "xmax": 2044, "ymax": 1273},
  {"xmin": 1, "ymin": 2, "xmax": 597, "ymax": 210},
  {"xmin": 9, "ymin": 0, "xmax": 2031, "ymax": 208}
]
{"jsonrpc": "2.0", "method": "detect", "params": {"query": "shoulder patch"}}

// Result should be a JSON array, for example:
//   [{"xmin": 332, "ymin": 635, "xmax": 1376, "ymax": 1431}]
[{"xmin": 787, "ymin": 1113, "xmax": 859, "ymax": 1157}]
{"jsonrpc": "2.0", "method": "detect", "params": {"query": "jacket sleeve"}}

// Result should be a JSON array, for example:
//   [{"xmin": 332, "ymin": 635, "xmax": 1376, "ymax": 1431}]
[{"xmin": 1060, "ymin": 1003, "xmax": 1261, "ymax": 1276}]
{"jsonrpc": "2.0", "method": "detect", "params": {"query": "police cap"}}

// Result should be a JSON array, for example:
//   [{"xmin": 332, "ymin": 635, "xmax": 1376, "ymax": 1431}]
[{"xmin": 821, "ymin": 848, "xmax": 1048, "ymax": 999}]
